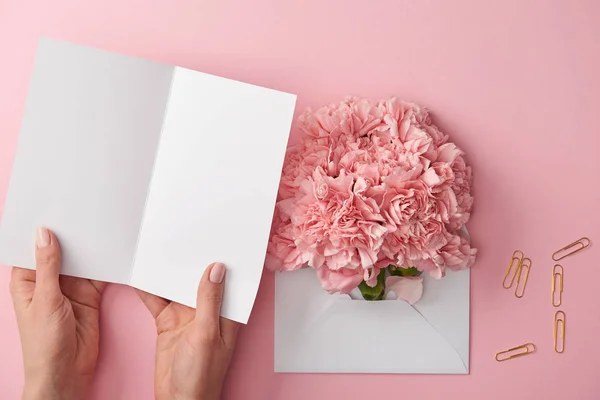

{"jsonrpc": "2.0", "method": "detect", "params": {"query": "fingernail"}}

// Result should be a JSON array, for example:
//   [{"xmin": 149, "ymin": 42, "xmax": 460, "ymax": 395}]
[
  {"xmin": 36, "ymin": 227, "xmax": 50, "ymax": 248},
  {"xmin": 209, "ymin": 262, "xmax": 226, "ymax": 283}
]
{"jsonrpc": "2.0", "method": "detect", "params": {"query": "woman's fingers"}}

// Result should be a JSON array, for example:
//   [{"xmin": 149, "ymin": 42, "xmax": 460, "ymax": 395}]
[
  {"xmin": 89, "ymin": 280, "xmax": 108, "ymax": 294},
  {"xmin": 195, "ymin": 262, "xmax": 226, "ymax": 339},
  {"xmin": 220, "ymin": 317, "xmax": 241, "ymax": 347},
  {"xmin": 195, "ymin": 263, "xmax": 241, "ymax": 345},
  {"xmin": 135, "ymin": 288, "xmax": 170, "ymax": 319},
  {"xmin": 10, "ymin": 266, "xmax": 36, "ymax": 285},
  {"xmin": 34, "ymin": 227, "xmax": 61, "ymax": 296},
  {"xmin": 10, "ymin": 227, "xmax": 61, "ymax": 306},
  {"xmin": 9, "ymin": 267, "xmax": 36, "ymax": 308}
]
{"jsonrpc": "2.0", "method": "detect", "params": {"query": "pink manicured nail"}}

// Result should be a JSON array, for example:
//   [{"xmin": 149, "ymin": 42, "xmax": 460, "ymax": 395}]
[
  {"xmin": 209, "ymin": 263, "xmax": 226, "ymax": 283},
  {"xmin": 36, "ymin": 227, "xmax": 50, "ymax": 248}
]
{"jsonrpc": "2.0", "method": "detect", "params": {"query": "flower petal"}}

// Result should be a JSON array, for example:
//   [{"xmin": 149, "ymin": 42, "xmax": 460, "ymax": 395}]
[
  {"xmin": 385, "ymin": 276, "xmax": 424, "ymax": 305},
  {"xmin": 316, "ymin": 267, "xmax": 364, "ymax": 294}
]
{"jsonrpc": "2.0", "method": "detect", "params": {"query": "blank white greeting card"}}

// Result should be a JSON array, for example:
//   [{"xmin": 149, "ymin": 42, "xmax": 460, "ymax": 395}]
[{"xmin": 0, "ymin": 38, "xmax": 296, "ymax": 324}]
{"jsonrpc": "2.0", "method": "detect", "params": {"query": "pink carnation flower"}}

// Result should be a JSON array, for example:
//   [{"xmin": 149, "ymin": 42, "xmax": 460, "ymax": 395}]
[
  {"xmin": 284, "ymin": 168, "xmax": 388, "ymax": 288},
  {"xmin": 268, "ymin": 96, "xmax": 477, "ymax": 299},
  {"xmin": 373, "ymin": 173, "xmax": 447, "ymax": 265},
  {"xmin": 448, "ymin": 155, "xmax": 474, "ymax": 232},
  {"xmin": 298, "ymin": 97, "xmax": 385, "ymax": 145},
  {"xmin": 264, "ymin": 208, "xmax": 307, "ymax": 272},
  {"xmin": 278, "ymin": 144, "xmax": 329, "ymax": 200}
]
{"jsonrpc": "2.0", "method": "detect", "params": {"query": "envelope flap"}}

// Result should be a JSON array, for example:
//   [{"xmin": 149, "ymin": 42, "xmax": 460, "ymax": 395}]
[
  {"xmin": 275, "ymin": 268, "xmax": 470, "ymax": 374},
  {"xmin": 413, "ymin": 270, "xmax": 470, "ymax": 370}
]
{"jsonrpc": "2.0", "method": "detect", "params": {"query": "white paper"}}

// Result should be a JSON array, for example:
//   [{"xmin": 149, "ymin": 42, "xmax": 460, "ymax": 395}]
[
  {"xmin": 0, "ymin": 37, "xmax": 173, "ymax": 283},
  {"xmin": 274, "ymin": 268, "xmax": 470, "ymax": 373},
  {"xmin": 131, "ymin": 67, "xmax": 296, "ymax": 323},
  {"xmin": 0, "ymin": 38, "xmax": 296, "ymax": 324}
]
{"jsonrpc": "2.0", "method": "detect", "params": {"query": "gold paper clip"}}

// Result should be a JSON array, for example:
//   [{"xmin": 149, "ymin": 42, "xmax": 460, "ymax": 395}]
[
  {"xmin": 514, "ymin": 258, "xmax": 531, "ymax": 298},
  {"xmin": 552, "ymin": 265, "xmax": 563, "ymax": 307},
  {"xmin": 552, "ymin": 237, "xmax": 591, "ymax": 261},
  {"xmin": 495, "ymin": 343, "xmax": 536, "ymax": 362},
  {"xmin": 503, "ymin": 250, "xmax": 524, "ymax": 289},
  {"xmin": 554, "ymin": 311, "xmax": 566, "ymax": 353}
]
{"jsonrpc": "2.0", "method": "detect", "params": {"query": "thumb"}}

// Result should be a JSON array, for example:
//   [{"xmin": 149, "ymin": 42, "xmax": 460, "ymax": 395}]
[
  {"xmin": 195, "ymin": 262, "xmax": 226, "ymax": 339},
  {"xmin": 34, "ymin": 227, "xmax": 62, "ymax": 295}
]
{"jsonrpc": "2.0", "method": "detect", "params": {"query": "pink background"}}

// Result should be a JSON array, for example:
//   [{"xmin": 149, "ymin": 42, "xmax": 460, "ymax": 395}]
[{"xmin": 1, "ymin": 0, "xmax": 599, "ymax": 399}]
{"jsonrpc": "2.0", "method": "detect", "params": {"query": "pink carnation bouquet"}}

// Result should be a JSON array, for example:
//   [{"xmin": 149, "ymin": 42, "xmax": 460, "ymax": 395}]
[{"xmin": 266, "ymin": 97, "xmax": 476, "ymax": 304}]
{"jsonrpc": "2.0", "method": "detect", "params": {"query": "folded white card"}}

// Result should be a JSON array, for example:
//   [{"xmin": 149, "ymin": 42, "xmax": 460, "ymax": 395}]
[
  {"xmin": 0, "ymin": 38, "xmax": 296, "ymax": 324},
  {"xmin": 275, "ymin": 268, "xmax": 469, "ymax": 373}
]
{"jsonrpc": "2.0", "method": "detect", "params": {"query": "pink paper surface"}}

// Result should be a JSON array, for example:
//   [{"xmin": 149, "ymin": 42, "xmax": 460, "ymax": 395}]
[{"xmin": 1, "ymin": 1, "xmax": 599, "ymax": 399}]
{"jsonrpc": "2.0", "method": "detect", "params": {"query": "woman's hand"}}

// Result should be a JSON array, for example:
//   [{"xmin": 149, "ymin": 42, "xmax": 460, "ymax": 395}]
[
  {"xmin": 136, "ymin": 263, "xmax": 240, "ymax": 400},
  {"xmin": 10, "ymin": 227, "xmax": 106, "ymax": 400}
]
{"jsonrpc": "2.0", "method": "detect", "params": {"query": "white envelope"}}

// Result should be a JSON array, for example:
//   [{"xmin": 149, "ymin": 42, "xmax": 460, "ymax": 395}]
[{"xmin": 274, "ymin": 268, "xmax": 469, "ymax": 374}]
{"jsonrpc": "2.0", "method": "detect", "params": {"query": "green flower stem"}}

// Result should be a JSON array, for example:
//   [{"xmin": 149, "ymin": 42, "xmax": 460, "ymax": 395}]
[
  {"xmin": 358, "ymin": 269, "xmax": 386, "ymax": 301},
  {"xmin": 388, "ymin": 265, "xmax": 421, "ymax": 277}
]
